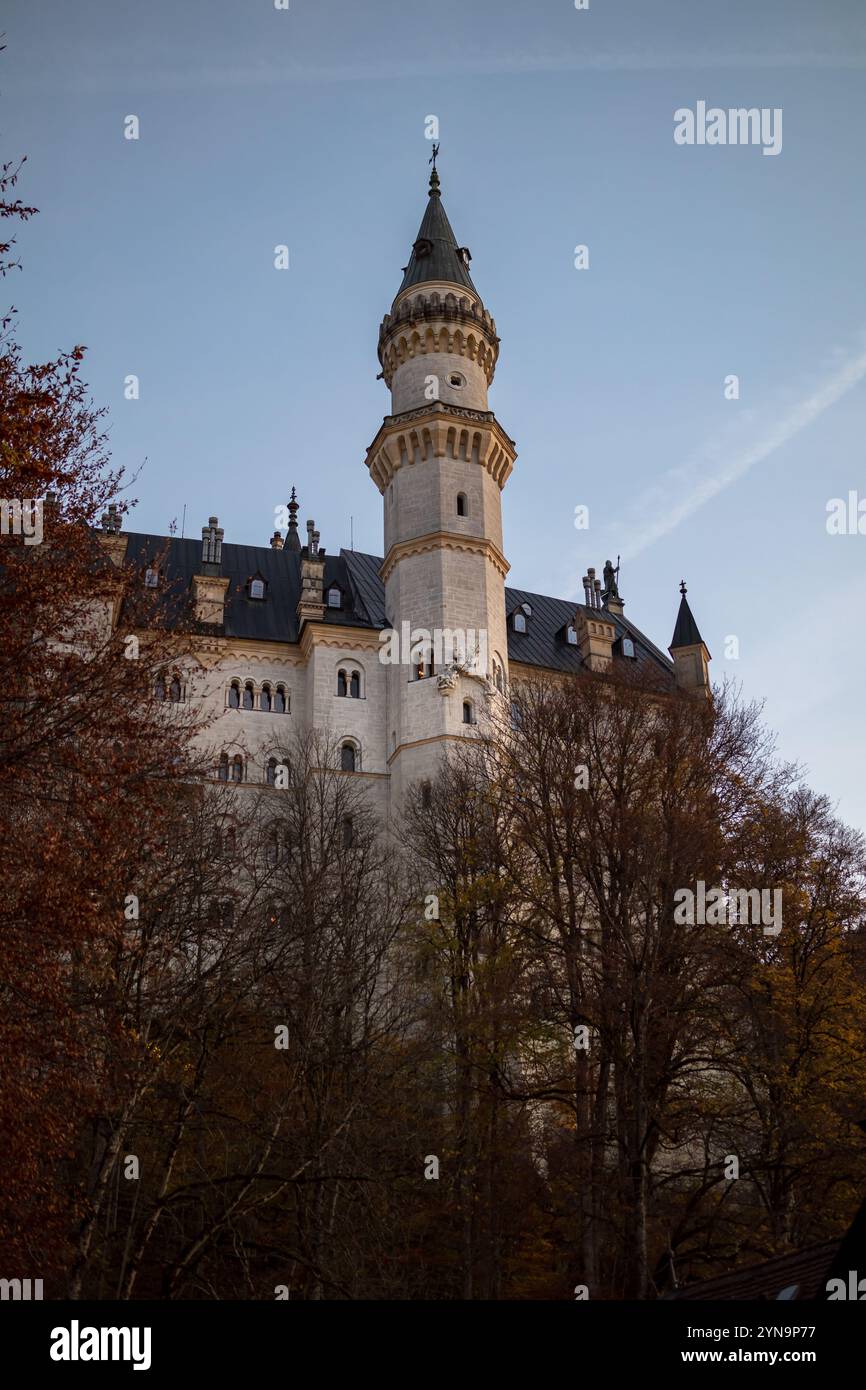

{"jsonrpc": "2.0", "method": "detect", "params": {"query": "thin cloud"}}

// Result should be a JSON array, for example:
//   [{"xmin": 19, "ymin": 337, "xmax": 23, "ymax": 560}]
[
  {"xmin": 606, "ymin": 335, "xmax": 866, "ymax": 563},
  {"xmin": 10, "ymin": 47, "xmax": 866, "ymax": 95}
]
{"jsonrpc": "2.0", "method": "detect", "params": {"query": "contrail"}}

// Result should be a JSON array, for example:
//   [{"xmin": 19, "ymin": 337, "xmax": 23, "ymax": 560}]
[{"xmin": 606, "ymin": 336, "xmax": 866, "ymax": 563}]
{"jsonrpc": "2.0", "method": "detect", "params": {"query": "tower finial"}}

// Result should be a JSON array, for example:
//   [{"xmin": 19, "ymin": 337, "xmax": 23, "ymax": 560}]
[
  {"xmin": 679, "ymin": 579, "xmax": 687, "ymax": 597},
  {"xmin": 285, "ymin": 486, "xmax": 301, "ymax": 552},
  {"xmin": 428, "ymin": 142, "xmax": 440, "ymax": 194}
]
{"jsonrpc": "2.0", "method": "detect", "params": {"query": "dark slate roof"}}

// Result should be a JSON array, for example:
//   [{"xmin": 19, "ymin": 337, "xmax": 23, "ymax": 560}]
[
  {"xmin": 121, "ymin": 533, "xmax": 377, "ymax": 643},
  {"xmin": 119, "ymin": 532, "xmax": 672, "ymax": 678},
  {"xmin": 397, "ymin": 173, "xmax": 477, "ymax": 297},
  {"xmin": 670, "ymin": 592, "xmax": 705, "ymax": 651},
  {"xmin": 503, "ymin": 583, "xmax": 673, "ymax": 677},
  {"xmin": 671, "ymin": 1240, "xmax": 839, "ymax": 1301}
]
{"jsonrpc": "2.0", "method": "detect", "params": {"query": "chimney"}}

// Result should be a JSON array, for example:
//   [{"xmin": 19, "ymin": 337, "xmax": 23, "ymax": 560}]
[
  {"xmin": 582, "ymin": 574, "xmax": 592, "ymax": 607},
  {"xmin": 587, "ymin": 567, "xmax": 599, "ymax": 608},
  {"xmin": 201, "ymin": 516, "xmax": 224, "ymax": 572},
  {"xmin": 593, "ymin": 577, "xmax": 602, "ymax": 608},
  {"xmin": 270, "ymin": 531, "xmax": 284, "ymax": 550},
  {"xmin": 297, "ymin": 517, "xmax": 326, "ymax": 626},
  {"xmin": 96, "ymin": 502, "xmax": 128, "ymax": 567},
  {"xmin": 574, "ymin": 604, "xmax": 616, "ymax": 672},
  {"xmin": 192, "ymin": 514, "xmax": 229, "ymax": 627}
]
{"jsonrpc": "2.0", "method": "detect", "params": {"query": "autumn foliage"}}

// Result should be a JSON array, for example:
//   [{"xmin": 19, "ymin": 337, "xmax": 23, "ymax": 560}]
[{"xmin": 2, "ymin": 141, "xmax": 866, "ymax": 1301}]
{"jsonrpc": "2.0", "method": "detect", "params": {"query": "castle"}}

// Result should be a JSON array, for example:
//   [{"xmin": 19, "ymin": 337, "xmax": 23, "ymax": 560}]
[{"xmin": 98, "ymin": 164, "xmax": 711, "ymax": 812}]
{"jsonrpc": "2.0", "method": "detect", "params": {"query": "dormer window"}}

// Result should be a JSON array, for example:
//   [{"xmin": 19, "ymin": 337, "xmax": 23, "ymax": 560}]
[
  {"xmin": 622, "ymin": 637, "xmax": 636, "ymax": 659},
  {"xmin": 248, "ymin": 576, "xmax": 265, "ymax": 600},
  {"xmin": 566, "ymin": 625, "xmax": 578, "ymax": 645},
  {"xmin": 413, "ymin": 237, "xmax": 433, "ymax": 259},
  {"xmin": 144, "ymin": 568, "xmax": 159, "ymax": 588},
  {"xmin": 513, "ymin": 611, "xmax": 527, "ymax": 633},
  {"xmin": 521, "ymin": 603, "xmax": 532, "ymax": 618},
  {"xmin": 327, "ymin": 585, "xmax": 342, "ymax": 609}
]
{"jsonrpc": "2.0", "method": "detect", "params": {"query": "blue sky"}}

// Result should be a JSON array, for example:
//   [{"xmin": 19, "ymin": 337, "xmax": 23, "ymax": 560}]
[{"xmin": 4, "ymin": 0, "xmax": 866, "ymax": 827}]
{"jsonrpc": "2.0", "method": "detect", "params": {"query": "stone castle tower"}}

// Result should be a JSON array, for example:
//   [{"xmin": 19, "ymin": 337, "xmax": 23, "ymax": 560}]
[
  {"xmin": 98, "ymin": 162, "xmax": 706, "ymax": 824},
  {"xmin": 365, "ymin": 162, "xmax": 517, "ymax": 797}
]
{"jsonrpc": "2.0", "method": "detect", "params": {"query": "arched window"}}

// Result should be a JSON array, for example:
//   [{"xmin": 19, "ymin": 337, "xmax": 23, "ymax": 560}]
[
  {"xmin": 327, "ymin": 585, "xmax": 342, "ymax": 609},
  {"xmin": 228, "ymin": 681, "xmax": 240, "ymax": 709},
  {"xmin": 462, "ymin": 700, "xmax": 473, "ymax": 725},
  {"xmin": 349, "ymin": 671, "xmax": 360, "ymax": 699},
  {"xmin": 566, "ymin": 625, "xmax": 578, "ymax": 646},
  {"xmin": 169, "ymin": 674, "xmax": 182, "ymax": 702},
  {"xmin": 494, "ymin": 663, "xmax": 504, "ymax": 694},
  {"xmin": 144, "ymin": 567, "xmax": 159, "ymax": 589},
  {"xmin": 231, "ymin": 755, "xmax": 244, "ymax": 783},
  {"xmin": 337, "ymin": 669, "xmax": 347, "ymax": 697},
  {"xmin": 421, "ymin": 782, "xmax": 432, "ymax": 809},
  {"xmin": 456, "ymin": 493, "xmax": 467, "ymax": 517},
  {"xmin": 266, "ymin": 757, "xmax": 278, "ymax": 786},
  {"xmin": 513, "ymin": 611, "xmax": 526, "ymax": 633},
  {"xmin": 341, "ymin": 742, "xmax": 356, "ymax": 773},
  {"xmin": 154, "ymin": 673, "xmax": 166, "ymax": 701},
  {"xmin": 342, "ymin": 816, "xmax": 354, "ymax": 849},
  {"xmin": 242, "ymin": 682, "xmax": 254, "ymax": 710},
  {"xmin": 217, "ymin": 753, "xmax": 229, "ymax": 782},
  {"xmin": 225, "ymin": 827, "xmax": 236, "ymax": 857},
  {"xmin": 249, "ymin": 577, "xmax": 265, "ymax": 600},
  {"xmin": 260, "ymin": 683, "xmax": 272, "ymax": 712},
  {"xmin": 274, "ymin": 685, "xmax": 287, "ymax": 713}
]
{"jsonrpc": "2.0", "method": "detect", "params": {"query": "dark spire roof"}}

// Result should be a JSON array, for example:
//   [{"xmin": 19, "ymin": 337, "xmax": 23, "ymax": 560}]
[
  {"xmin": 397, "ymin": 166, "xmax": 477, "ymax": 296},
  {"xmin": 670, "ymin": 580, "xmax": 705, "ymax": 650},
  {"xmin": 285, "ymin": 486, "xmax": 300, "ymax": 552}
]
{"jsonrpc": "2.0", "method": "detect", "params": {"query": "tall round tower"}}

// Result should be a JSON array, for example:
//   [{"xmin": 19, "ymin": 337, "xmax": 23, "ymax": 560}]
[{"xmin": 365, "ymin": 163, "xmax": 517, "ymax": 800}]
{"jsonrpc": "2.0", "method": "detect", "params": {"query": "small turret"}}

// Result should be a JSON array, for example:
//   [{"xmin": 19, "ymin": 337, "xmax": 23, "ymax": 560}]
[{"xmin": 669, "ymin": 581, "xmax": 711, "ymax": 697}]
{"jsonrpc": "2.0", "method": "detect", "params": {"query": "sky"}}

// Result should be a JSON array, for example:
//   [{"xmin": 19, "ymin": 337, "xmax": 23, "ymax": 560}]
[{"xmin": 3, "ymin": 0, "xmax": 866, "ymax": 828}]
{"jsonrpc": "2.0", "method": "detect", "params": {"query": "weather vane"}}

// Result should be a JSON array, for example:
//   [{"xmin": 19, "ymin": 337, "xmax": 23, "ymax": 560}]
[{"xmin": 429, "ymin": 141, "xmax": 440, "ymax": 169}]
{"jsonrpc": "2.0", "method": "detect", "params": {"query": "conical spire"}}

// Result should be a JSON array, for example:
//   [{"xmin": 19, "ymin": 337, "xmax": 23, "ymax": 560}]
[
  {"xmin": 285, "ymin": 486, "xmax": 301, "ymax": 552},
  {"xmin": 397, "ymin": 162, "xmax": 477, "ymax": 296},
  {"xmin": 670, "ymin": 580, "xmax": 705, "ymax": 650}
]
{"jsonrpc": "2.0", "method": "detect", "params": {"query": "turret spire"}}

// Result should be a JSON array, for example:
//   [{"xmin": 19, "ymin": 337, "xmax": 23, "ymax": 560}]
[
  {"xmin": 397, "ymin": 157, "xmax": 476, "ymax": 297},
  {"xmin": 670, "ymin": 581, "xmax": 705, "ymax": 650},
  {"xmin": 285, "ymin": 486, "xmax": 301, "ymax": 552}
]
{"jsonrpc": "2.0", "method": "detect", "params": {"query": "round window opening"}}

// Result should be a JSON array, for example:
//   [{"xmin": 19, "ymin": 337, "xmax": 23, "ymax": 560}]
[{"xmin": 449, "ymin": 372, "xmax": 465, "ymax": 388}]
